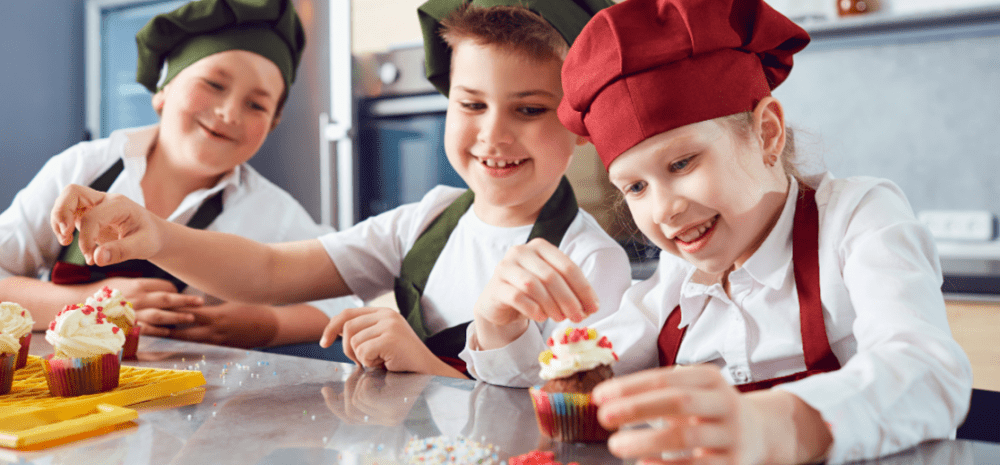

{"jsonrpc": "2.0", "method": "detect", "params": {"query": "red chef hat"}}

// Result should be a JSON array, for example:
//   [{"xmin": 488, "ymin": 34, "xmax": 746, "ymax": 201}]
[{"xmin": 557, "ymin": 0, "xmax": 810, "ymax": 169}]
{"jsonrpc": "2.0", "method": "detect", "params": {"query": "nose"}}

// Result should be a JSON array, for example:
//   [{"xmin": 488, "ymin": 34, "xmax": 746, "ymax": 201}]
[
  {"xmin": 651, "ymin": 185, "xmax": 688, "ymax": 226},
  {"xmin": 215, "ymin": 96, "xmax": 240, "ymax": 124},
  {"xmin": 477, "ymin": 109, "xmax": 513, "ymax": 150}
]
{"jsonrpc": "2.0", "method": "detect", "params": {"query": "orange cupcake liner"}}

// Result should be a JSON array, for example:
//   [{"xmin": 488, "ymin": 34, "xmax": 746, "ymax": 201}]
[
  {"xmin": 15, "ymin": 333, "xmax": 31, "ymax": 370},
  {"xmin": 42, "ymin": 352, "xmax": 121, "ymax": 397},
  {"xmin": 529, "ymin": 387, "xmax": 611, "ymax": 443}
]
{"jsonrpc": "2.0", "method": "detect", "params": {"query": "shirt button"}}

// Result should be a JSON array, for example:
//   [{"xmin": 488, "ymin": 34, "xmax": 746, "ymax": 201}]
[{"xmin": 732, "ymin": 368, "xmax": 750, "ymax": 383}]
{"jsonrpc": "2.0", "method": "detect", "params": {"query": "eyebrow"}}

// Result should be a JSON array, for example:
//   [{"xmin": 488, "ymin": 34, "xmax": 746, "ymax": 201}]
[
  {"xmin": 452, "ymin": 86, "xmax": 558, "ymax": 100},
  {"xmin": 209, "ymin": 68, "xmax": 277, "ymax": 100}
]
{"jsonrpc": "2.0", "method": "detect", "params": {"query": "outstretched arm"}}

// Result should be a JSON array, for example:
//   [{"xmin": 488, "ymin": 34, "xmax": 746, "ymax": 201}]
[{"xmin": 50, "ymin": 184, "xmax": 351, "ymax": 304}]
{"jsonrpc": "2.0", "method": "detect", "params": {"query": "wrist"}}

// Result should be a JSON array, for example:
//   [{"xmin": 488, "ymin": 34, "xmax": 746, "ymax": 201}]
[
  {"xmin": 473, "ymin": 316, "xmax": 529, "ymax": 351},
  {"xmin": 748, "ymin": 390, "xmax": 832, "ymax": 465}
]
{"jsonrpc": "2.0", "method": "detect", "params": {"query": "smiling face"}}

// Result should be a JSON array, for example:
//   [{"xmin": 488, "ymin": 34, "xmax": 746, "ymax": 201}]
[
  {"xmin": 151, "ymin": 49, "xmax": 284, "ymax": 180},
  {"xmin": 443, "ymin": 41, "xmax": 585, "ymax": 226},
  {"xmin": 608, "ymin": 106, "xmax": 790, "ymax": 278}
]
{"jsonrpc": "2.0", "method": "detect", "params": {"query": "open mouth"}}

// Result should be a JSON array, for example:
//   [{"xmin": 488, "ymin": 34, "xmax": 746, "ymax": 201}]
[
  {"xmin": 674, "ymin": 215, "xmax": 719, "ymax": 244},
  {"xmin": 477, "ymin": 157, "xmax": 527, "ymax": 169}
]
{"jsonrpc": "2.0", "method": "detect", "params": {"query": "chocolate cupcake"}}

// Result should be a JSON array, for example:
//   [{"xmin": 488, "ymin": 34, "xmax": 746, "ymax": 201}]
[{"xmin": 529, "ymin": 327, "xmax": 618, "ymax": 443}]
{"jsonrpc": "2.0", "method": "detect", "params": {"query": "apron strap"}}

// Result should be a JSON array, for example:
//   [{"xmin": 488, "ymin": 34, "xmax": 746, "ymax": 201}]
[
  {"xmin": 395, "ymin": 177, "xmax": 579, "ymax": 372},
  {"xmin": 656, "ymin": 182, "xmax": 841, "ymax": 386},
  {"xmin": 51, "ymin": 159, "xmax": 225, "ymax": 292}
]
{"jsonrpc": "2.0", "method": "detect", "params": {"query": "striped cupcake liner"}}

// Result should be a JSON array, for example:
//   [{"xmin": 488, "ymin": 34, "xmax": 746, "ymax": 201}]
[
  {"xmin": 528, "ymin": 387, "xmax": 611, "ymax": 443},
  {"xmin": 42, "ymin": 352, "xmax": 121, "ymax": 397}
]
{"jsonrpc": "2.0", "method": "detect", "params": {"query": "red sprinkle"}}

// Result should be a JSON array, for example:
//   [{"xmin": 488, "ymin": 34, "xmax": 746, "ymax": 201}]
[
  {"xmin": 597, "ymin": 336, "xmax": 613, "ymax": 349},
  {"xmin": 546, "ymin": 337, "xmax": 554, "ymax": 347},
  {"xmin": 111, "ymin": 326, "xmax": 120, "ymax": 334},
  {"xmin": 49, "ymin": 321, "xmax": 56, "ymax": 331}
]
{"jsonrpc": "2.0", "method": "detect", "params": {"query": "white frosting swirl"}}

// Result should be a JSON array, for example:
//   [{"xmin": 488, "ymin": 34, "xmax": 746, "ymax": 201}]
[
  {"xmin": 45, "ymin": 305, "xmax": 125, "ymax": 359},
  {"xmin": 0, "ymin": 332, "xmax": 19, "ymax": 355},
  {"xmin": 538, "ymin": 327, "xmax": 617, "ymax": 380},
  {"xmin": 85, "ymin": 287, "xmax": 135, "ymax": 325},
  {"xmin": 0, "ymin": 301, "xmax": 34, "ymax": 339}
]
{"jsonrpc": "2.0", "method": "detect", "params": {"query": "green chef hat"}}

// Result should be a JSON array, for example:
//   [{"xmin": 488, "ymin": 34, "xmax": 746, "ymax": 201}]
[
  {"xmin": 418, "ymin": 0, "xmax": 615, "ymax": 96},
  {"xmin": 135, "ymin": 0, "xmax": 305, "ymax": 94}
]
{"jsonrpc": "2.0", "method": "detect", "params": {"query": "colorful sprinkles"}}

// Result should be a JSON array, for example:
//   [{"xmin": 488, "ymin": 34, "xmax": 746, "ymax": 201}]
[{"xmin": 403, "ymin": 436, "xmax": 500, "ymax": 464}]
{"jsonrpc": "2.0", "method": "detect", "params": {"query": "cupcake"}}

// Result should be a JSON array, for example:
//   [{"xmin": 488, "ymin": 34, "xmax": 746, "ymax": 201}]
[
  {"xmin": 529, "ymin": 327, "xmax": 618, "ymax": 443},
  {"xmin": 0, "ymin": 314, "xmax": 20, "ymax": 395},
  {"xmin": 86, "ymin": 286, "xmax": 139, "ymax": 359},
  {"xmin": 43, "ymin": 304, "xmax": 125, "ymax": 396},
  {"xmin": 0, "ymin": 302, "xmax": 34, "ymax": 369}
]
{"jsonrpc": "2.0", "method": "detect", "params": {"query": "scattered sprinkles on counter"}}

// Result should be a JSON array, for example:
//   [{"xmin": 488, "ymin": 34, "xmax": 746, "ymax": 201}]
[
  {"xmin": 509, "ymin": 450, "xmax": 579, "ymax": 465},
  {"xmin": 403, "ymin": 436, "xmax": 500, "ymax": 464}
]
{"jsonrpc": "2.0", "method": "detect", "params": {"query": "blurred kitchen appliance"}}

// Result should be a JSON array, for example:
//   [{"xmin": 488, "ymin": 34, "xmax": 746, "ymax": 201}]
[
  {"xmin": 352, "ymin": 45, "xmax": 465, "ymax": 223},
  {"xmin": 85, "ymin": 0, "xmax": 186, "ymax": 139}
]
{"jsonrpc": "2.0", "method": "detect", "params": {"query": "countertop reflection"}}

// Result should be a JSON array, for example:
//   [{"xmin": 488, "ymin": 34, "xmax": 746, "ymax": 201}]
[{"xmin": 5, "ymin": 335, "xmax": 999, "ymax": 464}]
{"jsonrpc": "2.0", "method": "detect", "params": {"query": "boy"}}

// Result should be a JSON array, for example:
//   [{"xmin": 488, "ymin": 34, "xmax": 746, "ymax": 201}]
[
  {"xmin": 49, "ymin": 0, "xmax": 630, "ymax": 379},
  {"xmin": 0, "ymin": 0, "xmax": 357, "ymax": 348}
]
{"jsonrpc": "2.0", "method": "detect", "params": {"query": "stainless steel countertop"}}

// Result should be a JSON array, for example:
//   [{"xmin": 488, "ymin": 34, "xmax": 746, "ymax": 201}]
[{"xmin": 7, "ymin": 334, "xmax": 999, "ymax": 464}]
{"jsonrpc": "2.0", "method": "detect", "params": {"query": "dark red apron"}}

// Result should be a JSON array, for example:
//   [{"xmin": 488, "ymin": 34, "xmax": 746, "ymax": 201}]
[
  {"xmin": 657, "ymin": 184, "xmax": 841, "ymax": 392},
  {"xmin": 49, "ymin": 159, "xmax": 223, "ymax": 293}
]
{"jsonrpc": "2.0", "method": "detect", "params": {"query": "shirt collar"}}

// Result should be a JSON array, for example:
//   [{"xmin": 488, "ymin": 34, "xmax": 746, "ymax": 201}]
[
  {"xmin": 111, "ymin": 124, "xmax": 244, "ymax": 220},
  {"xmin": 675, "ymin": 178, "xmax": 799, "ymax": 327}
]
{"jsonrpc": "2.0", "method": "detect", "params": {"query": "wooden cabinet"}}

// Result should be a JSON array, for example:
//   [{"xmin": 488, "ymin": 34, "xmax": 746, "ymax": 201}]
[{"xmin": 947, "ymin": 300, "xmax": 1000, "ymax": 391}]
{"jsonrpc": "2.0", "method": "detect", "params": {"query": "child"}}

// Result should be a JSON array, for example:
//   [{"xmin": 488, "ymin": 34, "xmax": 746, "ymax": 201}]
[
  {"xmin": 49, "ymin": 0, "xmax": 630, "ymax": 379},
  {"xmin": 471, "ymin": 0, "xmax": 973, "ymax": 463},
  {"xmin": 0, "ymin": 0, "xmax": 357, "ymax": 348}
]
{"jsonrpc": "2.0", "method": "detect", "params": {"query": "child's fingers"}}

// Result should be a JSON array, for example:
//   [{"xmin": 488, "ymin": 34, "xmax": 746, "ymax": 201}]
[
  {"xmin": 605, "ymin": 420, "xmax": 689, "ymax": 460},
  {"xmin": 495, "ymin": 263, "xmax": 560, "ymax": 322},
  {"xmin": 135, "ymin": 308, "xmax": 196, "ymax": 327},
  {"xmin": 531, "ymin": 238, "xmax": 601, "ymax": 319},
  {"xmin": 594, "ymin": 365, "xmax": 724, "ymax": 404},
  {"xmin": 320, "ymin": 307, "xmax": 365, "ymax": 347},
  {"xmin": 50, "ymin": 184, "xmax": 99, "ymax": 245}
]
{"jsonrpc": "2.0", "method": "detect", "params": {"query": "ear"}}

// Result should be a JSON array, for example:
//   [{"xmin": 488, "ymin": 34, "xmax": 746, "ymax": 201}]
[
  {"xmin": 752, "ymin": 96, "xmax": 786, "ymax": 163},
  {"xmin": 269, "ymin": 114, "xmax": 282, "ymax": 133},
  {"xmin": 151, "ymin": 88, "xmax": 167, "ymax": 115}
]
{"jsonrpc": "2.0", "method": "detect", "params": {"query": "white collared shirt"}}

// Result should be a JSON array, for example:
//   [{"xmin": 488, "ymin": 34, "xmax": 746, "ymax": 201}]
[
  {"xmin": 599, "ymin": 173, "xmax": 972, "ymax": 464},
  {"xmin": 0, "ymin": 124, "xmax": 359, "ymax": 317}
]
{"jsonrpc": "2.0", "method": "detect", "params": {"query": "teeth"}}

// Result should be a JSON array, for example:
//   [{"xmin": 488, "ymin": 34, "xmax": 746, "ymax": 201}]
[
  {"xmin": 676, "ymin": 217, "xmax": 716, "ymax": 243},
  {"xmin": 481, "ymin": 158, "xmax": 524, "ymax": 168}
]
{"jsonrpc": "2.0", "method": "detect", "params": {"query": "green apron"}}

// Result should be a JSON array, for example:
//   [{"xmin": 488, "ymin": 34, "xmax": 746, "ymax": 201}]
[{"xmin": 393, "ymin": 176, "xmax": 579, "ymax": 375}]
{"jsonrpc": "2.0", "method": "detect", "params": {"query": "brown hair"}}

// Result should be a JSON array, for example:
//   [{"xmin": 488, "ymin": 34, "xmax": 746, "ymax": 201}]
[{"xmin": 439, "ymin": 4, "xmax": 568, "ymax": 63}]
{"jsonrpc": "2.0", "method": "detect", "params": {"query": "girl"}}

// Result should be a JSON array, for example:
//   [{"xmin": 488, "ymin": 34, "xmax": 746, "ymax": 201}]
[{"xmin": 469, "ymin": 0, "xmax": 973, "ymax": 463}]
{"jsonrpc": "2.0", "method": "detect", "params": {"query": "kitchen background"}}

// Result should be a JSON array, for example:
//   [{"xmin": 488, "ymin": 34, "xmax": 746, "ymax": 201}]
[{"xmin": 2, "ymin": 0, "xmax": 1000, "ymax": 267}]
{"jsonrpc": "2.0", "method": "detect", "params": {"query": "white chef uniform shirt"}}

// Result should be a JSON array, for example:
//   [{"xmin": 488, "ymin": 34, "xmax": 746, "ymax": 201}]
[
  {"xmin": 0, "ymin": 124, "xmax": 359, "ymax": 317},
  {"xmin": 598, "ymin": 173, "xmax": 972, "ymax": 464},
  {"xmin": 318, "ymin": 185, "xmax": 631, "ymax": 367}
]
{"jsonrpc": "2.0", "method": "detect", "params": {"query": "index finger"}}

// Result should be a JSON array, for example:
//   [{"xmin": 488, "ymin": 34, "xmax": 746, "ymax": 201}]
[
  {"xmin": 531, "ymin": 238, "xmax": 601, "ymax": 317},
  {"xmin": 593, "ymin": 365, "xmax": 726, "ymax": 404}
]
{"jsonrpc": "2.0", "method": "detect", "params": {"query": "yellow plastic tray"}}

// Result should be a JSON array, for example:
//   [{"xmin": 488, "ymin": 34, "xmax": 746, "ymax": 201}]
[{"xmin": 0, "ymin": 355, "xmax": 206, "ymax": 448}]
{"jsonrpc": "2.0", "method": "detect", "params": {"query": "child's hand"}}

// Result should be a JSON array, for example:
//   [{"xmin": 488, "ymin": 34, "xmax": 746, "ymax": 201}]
[
  {"xmin": 472, "ymin": 238, "xmax": 600, "ymax": 350},
  {"xmin": 592, "ymin": 365, "xmax": 769, "ymax": 465},
  {"xmin": 321, "ymin": 307, "xmax": 452, "ymax": 375},
  {"xmin": 96, "ymin": 277, "xmax": 202, "ymax": 336},
  {"xmin": 475, "ymin": 237, "xmax": 599, "ymax": 326},
  {"xmin": 50, "ymin": 184, "xmax": 163, "ymax": 266}
]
